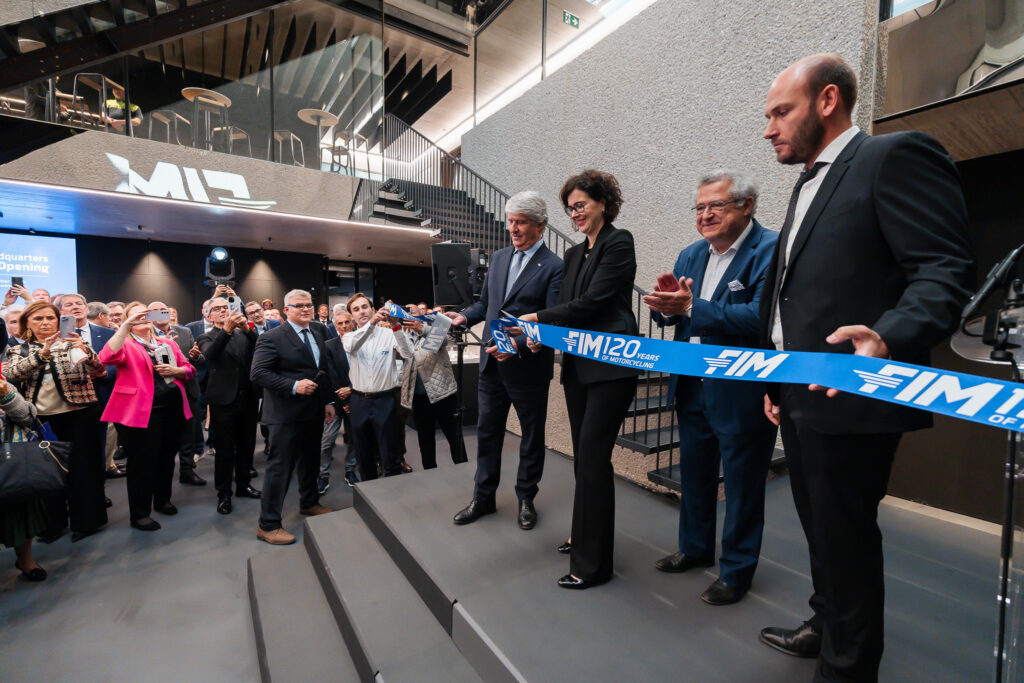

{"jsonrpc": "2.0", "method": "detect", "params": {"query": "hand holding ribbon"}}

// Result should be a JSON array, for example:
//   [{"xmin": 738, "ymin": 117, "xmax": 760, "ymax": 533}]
[{"xmin": 809, "ymin": 325, "xmax": 890, "ymax": 397}]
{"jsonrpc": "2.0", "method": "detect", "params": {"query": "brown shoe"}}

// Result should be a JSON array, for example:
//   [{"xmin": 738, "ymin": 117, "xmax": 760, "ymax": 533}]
[
  {"xmin": 299, "ymin": 504, "xmax": 334, "ymax": 516},
  {"xmin": 257, "ymin": 527, "xmax": 296, "ymax": 545},
  {"xmin": 400, "ymin": 459, "xmax": 413, "ymax": 474}
]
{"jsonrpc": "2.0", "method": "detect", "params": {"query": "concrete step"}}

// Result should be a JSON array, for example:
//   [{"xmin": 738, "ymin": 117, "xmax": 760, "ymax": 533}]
[
  {"xmin": 248, "ymin": 549, "xmax": 360, "ymax": 683},
  {"xmin": 304, "ymin": 509, "xmax": 483, "ymax": 683}
]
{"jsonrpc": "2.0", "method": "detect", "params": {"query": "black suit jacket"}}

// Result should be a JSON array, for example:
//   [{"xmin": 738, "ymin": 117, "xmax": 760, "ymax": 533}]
[
  {"xmin": 759, "ymin": 130, "xmax": 975, "ymax": 434},
  {"xmin": 324, "ymin": 337, "xmax": 351, "ymax": 409},
  {"xmin": 537, "ymin": 223, "xmax": 640, "ymax": 384},
  {"xmin": 461, "ymin": 242, "xmax": 563, "ymax": 382},
  {"xmin": 198, "ymin": 326, "xmax": 258, "ymax": 406},
  {"xmin": 250, "ymin": 322, "xmax": 331, "ymax": 424}
]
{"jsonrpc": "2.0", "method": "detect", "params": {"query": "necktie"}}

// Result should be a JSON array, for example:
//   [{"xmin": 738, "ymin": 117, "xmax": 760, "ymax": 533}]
[
  {"xmin": 76, "ymin": 328, "xmax": 84, "ymax": 336},
  {"xmin": 505, "ymin": 250, "xmax": 526, "ymax": 299},
  {"xmin": 301, "ymin": 328, "xmax": 314, "ymax": 360},
  {"xmin": 769, "ymin": 162, "xmax": 827, "ymax": 320}
]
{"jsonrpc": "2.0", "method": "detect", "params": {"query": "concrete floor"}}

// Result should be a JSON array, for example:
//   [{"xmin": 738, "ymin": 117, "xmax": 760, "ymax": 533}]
[
  {"xmin": 0, "ymin": 433, "xmax": 355, "ymax": 683},
  {"xmin": 0, "ymin": 424, "xmax": 1005, "ymax": 682}
]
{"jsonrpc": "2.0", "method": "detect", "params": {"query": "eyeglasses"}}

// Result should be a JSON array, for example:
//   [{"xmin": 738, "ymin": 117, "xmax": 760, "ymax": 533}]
[
  {"xmin": 563, "ymin": 201, "xmax": 588, "ymax": 217},
  {"xmin": 287, "ymin": 303, "xmax": 315, "ymax": 310},
  {"xmin": 209, "ymin": 305, "xmax": 229, "ymax": 313},
  {"xmin": 691, "ymin": 198, "xmax": 746, "ymax": 214}
]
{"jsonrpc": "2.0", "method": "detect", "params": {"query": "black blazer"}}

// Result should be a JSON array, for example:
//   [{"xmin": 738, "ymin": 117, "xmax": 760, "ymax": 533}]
[
  {"xmin": 537, "ymin": 223, "xmax": 640, "ymax": 384},
  {"xmin": 324, "ymin": 337, "xmax": 351, "ymax": 409},
  {"xmin": 462, "ymin": 242, "xmax": 563, "ymax": 382},
  {"xmin": 250, "ymin": 322, "xmax": 331, "ymax": 424},
  {"xmin": 198, "ymin": 326, "xmax": 258, "ymax": 406},
  {"xmin": 759, "ymin": 130, "xmax": 975, "ymax": 435}
]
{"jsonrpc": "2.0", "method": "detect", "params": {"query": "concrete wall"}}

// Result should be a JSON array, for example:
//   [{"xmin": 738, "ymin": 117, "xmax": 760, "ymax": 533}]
[
  {"xmin": 462, "ymin": 0, "xmax": 880, "ymax": 289},
  {"xmin": 1, "ymin": 1, "xmax": 94, "ymax": 26}
]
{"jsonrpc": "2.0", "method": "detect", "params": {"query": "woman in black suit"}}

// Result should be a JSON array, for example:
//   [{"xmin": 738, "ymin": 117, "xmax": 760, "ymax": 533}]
[{"xmin": 519, "ymin": 169, "xmax": 639, "ymax": 589}]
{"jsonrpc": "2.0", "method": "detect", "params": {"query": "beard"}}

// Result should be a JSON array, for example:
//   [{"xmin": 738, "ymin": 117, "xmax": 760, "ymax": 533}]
[{"xmin": 780, "ymin": 108, "xmax": 826, "ymax": 165}]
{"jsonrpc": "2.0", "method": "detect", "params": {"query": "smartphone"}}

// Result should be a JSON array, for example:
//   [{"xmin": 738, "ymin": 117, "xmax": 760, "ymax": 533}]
[
  {"xmin": 155, "ymin": 348, "xmax": 171, "ymax": 366},
  {"xmin": 145, "ymin": 309, "xmax": 171, "ymax": 323},
  {"xmin": 11, "ymin": 276, "xmax": 24, "ymax": 288},
  {"xmin": 227, "ymin": 296, "xmax": 242, "ymax": 315},
  {"xmin": 59, "ymin": 315, "xmax": 76, "ymax": 338}
]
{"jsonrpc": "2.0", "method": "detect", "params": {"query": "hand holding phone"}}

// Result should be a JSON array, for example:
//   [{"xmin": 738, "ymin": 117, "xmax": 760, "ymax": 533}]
[
  {"xmin": 145, "ymin": 310, "xmax": 171, "ymax": 323},
  {"xmin": 59, "ymin": 315, "xmax": 77, "ymax": 339}
]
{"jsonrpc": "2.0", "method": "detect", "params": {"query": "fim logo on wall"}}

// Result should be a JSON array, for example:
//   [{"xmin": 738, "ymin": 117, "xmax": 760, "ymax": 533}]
[{"xmin": 105, "ymin": 153, "xmax": 277, "ymax": 210}]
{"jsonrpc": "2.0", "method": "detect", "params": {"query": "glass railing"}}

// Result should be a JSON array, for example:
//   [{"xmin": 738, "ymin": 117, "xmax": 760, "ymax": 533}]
[{"xmin": 1, "ymin": 0, "xmax": 388, "ymax": 176}]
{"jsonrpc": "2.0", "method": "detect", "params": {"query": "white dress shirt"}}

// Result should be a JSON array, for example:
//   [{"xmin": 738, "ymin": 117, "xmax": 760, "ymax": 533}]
[
  {"xmin": 689, "ymin": 220, "xmax": 753, "ymax": 344},
  {"xmin": 342, "ymin": 321, "xmax": 413, "ymax": 393},
  {"xmin": 771, "ymin": 125, "xmax": 860, "ymax": 350},
  {"xmin": 77, "ymin": 321, "xmax": 93, "ymax": 347}
]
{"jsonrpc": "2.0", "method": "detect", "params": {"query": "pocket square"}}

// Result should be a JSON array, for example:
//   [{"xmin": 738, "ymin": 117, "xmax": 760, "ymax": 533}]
[{"xmin": 727, "ymin": 280, "xmax": 745, "ymax": 292}]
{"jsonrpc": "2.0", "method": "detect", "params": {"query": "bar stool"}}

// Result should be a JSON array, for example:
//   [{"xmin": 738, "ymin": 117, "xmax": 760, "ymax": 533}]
[
  {"xmin": 327, "ymin": 130, "xmax": 350, "ymax": 174},
  {"xmin": 181, "ymin": 87, "xmax": 232, "ymax": 150},
  {"xmin": 268, "ymin": 130, "xmax": 305, "ymax": 167},
  {"xmin": 212, "ymin": 125, "xmax": 252, "ymax": 157},
  {"xmin": 149, "ymin": 109, "xmax": 190, "ymax": 145}
]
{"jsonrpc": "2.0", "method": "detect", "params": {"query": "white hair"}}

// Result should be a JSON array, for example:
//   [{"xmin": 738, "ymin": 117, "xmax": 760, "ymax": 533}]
[
  {"xmin": 283, "ymin": 289, "xmax": 312, "ymax": 306},
  {"xmin": 332, "ymin": 302, "xmax": 347, "ymax": 316},
  {"xmin": 506, "ymin": 190, "xmax": 547, "ymax": 226},
  {"xmin": 695, "ymin": 169, "xmax": 759, "ymax": 215}
]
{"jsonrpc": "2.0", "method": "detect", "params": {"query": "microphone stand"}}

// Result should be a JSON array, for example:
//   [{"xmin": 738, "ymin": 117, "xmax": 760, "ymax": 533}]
[
  {"xmin": 448, "ymin": 323, "xmax": 484, "ymax": 464},
  {"xmin": 980, "ymin": 280, "xmax": 1024, "ymax": 682}
]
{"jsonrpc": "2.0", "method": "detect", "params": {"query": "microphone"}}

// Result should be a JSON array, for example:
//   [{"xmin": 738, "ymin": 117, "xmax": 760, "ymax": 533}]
[{"xmin": 961, "ymin": 243, "xmax": 1024, "ymax": 324}]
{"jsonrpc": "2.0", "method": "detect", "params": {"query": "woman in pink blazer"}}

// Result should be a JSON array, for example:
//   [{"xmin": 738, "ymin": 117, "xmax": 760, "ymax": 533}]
[{"xmin": 98, "ymin": 301, "xmax": 194, "ymax": 531}]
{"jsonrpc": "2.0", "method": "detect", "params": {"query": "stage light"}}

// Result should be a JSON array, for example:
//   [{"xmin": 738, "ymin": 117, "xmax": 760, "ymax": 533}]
[{"xmin": 210, "ymin": 246, "xmax": 229, "ymax": 262}]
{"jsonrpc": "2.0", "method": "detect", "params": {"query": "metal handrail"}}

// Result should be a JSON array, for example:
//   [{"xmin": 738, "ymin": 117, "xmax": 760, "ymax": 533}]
[{"xmin": 379, "ymin": 113, "xmax": 679, "ymax": 485}]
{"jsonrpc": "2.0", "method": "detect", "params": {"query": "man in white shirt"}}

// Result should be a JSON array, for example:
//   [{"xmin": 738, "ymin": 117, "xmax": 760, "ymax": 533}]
[
  {"xmin": 342, "ymin": 292, "xmax": 413, "ymax": 480},
  {"xmin": 644, "ymin": 171, "xmax": 778, "ymax": 607}
]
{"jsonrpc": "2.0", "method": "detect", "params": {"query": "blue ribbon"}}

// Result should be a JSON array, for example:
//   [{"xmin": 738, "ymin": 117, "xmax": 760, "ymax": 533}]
[
  {"xmin": 385, "ymin": 302, "xmax": 436, "ymax": 322},
  {"xmin": 497, "ymin": 318, "xmax": 1024, "ymax": 432},
  {"xmin": 489, "ymin": 319, "xmax": 518, "ymax": 354}
]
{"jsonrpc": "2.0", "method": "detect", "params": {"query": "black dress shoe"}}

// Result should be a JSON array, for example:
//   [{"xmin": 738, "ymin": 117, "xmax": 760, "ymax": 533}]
[
  {"xmin": 154, "ymin": 501, "xmax": 178, "ymax": 516},
  {"xmin": 557, "ymin": 540, "xmax": 572, "ymax": 554},
  {"xmin": 15, "ymin": 560, "xmax": 47, "ymax": 581},
  {"xmin": 236, "ymin": 485, "xmax": 262, "ymax": 499},
  {"xmin": 557, "ymin": 573, "xmax": 610, "ymax": 590},
  {"xmin": 105, "ymin": 497, "xmax": 113, "ymax": 508},
  {"xmin": 217, "ymin": 497, "xmax": 232, "ymax": 515},
  {"xmin": 71, "ymin": 527, "xmax": 102, "ymax": 543},
  {"xmin": 249, "ymin": 467, "xmax": 259, "ymax": 479},
  {"xmin": 700, "ymin": 579, "xmax": 748, "ymax": 605},
  {"xmin": 453, "ymin": 499, "xmax": 496, "ymax": 525},
  {"xmin": 759, "ymin": 622, "xmax": 822, "ymax": 658},
  {"xmin": 518, "ymin": 499, "xmax": 537, "ymax": 530},
  {"xmin": 654, "ymin": 551, "xmax": 714, "ymax": 573},
  {"xmin": 179, "ymin": 470, "xmax": 207, "ymax": 486},
  {"xmin": 131, "ymin": 517, "xmax": 161, "ymax": 531}
]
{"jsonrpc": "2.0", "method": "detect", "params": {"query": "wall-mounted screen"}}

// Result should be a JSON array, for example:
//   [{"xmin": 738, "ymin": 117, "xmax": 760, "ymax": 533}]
[{"xmin": 0, "ymin": 233, "xmax": 78, "ymax": 296}]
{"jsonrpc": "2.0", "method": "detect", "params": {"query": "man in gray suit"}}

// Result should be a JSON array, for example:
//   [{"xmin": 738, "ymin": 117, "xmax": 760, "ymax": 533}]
[{"xmin": 149, "ymin": 301, "xmax": 207, "ymax": 486}]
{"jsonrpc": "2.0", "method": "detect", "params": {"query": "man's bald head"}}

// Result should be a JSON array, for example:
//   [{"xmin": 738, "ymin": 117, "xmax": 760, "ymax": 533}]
[{"xmin": 783, "ymin": 53, "xmax": 857, "ymax": 118}]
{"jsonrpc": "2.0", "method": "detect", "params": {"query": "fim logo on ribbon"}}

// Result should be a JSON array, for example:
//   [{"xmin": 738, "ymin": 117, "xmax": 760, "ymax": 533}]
[
  {"xmin": 703, "ymin": 350, "xmax": 789, "ymax": 378},
  {"xmin": 854, "ymin": 364, "xmax": 1009, "ymax": 420}
]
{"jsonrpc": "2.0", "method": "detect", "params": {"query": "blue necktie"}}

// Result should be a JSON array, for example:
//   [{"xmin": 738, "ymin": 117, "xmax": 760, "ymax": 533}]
[{"xmin": 505, "ymin": 250, "xmax": 526, "ymax": 299}]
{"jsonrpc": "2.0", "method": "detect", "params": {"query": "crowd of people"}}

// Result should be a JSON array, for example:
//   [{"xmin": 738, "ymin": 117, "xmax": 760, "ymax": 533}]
[{"xmin": 0, "ymin": 53, "xmax": 978, "ymax": 682}]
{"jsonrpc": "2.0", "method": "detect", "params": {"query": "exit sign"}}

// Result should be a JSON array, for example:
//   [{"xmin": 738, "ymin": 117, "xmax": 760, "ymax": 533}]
[{"xmin": 563, "ymin": 10, "xmax": 580, "ymax": 28}]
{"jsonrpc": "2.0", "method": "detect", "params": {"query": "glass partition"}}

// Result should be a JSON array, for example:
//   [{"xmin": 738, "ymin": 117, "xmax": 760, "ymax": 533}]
[{"xmin": 473, "ymin": 0, "xmax": 543, "ymax": 124}]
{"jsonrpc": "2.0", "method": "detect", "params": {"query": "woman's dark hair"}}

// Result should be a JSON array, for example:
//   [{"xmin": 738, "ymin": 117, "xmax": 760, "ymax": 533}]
[
  {"xmin": 19, "ymin": 301, "xmax": 60, "ymax": 343},
  {"xmin": 559, "ymin": 169, "xmax": 624, "ymax": 223}
]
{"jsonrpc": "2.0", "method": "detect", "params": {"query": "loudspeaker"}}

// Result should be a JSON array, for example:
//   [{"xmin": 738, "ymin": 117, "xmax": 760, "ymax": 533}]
[{"xmin": 431, "ymin": 242, "xmax": 474, "ymax": 308}]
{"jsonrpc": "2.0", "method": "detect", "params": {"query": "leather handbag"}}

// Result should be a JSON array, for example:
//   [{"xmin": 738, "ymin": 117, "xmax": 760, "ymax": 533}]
[{"xmin": 0, "ymin": 420, "xmax": 70, "ymax": 505}]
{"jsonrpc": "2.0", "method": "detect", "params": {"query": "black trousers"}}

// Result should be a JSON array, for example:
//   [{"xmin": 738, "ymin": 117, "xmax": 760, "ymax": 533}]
[
  {"xmin": 780, "ymin": 411, "xmax": 900, "ymax": 683},
  {"xmin": 412, "ymin": 393, "xmax": 468, "ymax": 469},
  {"xmin": 350, "ymin": 392, "xmax": 402, "ymax": 480},
  {"xmin": 259, "ymin": 418, "xmax": 321, "ymax": 531},
  {"xmin": 177, "ymin": 393, "xmax": 199, "ymax": 473},
  {"xmin": 116, "ymin": 405, "xmax": 185, "ymax": 521},
  {"xmin": 210, "ymin": 391, "xmax": 258, "ymax": 497},
  {"xmin": 562, "ymin": 371, "xmax": 637, "ymax": 583},
  {"xmin": 474, "ymin": 363, "xmax": 549, "ymax": 502},
  {"xmin": 41, "ymin": 405, "xmax": 107, "ymax": 534}
]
